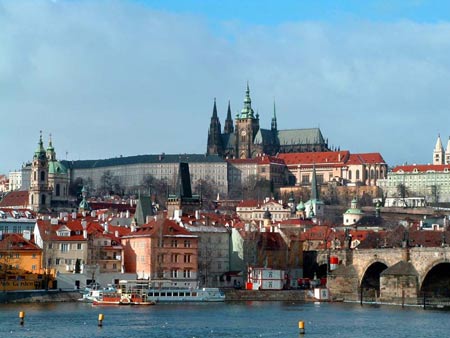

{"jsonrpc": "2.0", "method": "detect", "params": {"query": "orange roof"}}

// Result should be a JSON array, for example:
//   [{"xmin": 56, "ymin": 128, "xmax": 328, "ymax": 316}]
[
  {"xmin": 0, "ymin": 233, "xmax": 40, "ymax": 251},
  {"xmin": 347, "ymin": 153, "xmax": 386, "ymax": 165},
  {"xmin": 0, "ymin": 191, "xmax": 29, "ymax": 208},
  {"xmin": 125, "ymin": 218, "xmax": 194, "ymax": 238},
  {"xmin": 277, "ymin": 151, "xmax": 350, "ymax": 165},
  {"xmin": 392, "ymin": 164, "xmax": 450, "ymax": 173},
  {"xmin": 228, "ymin": 156, "xmax": 285, "ymax": 165},
  {"xmin": 237, "ymin": 200, "xmax": 260, "ymax": 208}
]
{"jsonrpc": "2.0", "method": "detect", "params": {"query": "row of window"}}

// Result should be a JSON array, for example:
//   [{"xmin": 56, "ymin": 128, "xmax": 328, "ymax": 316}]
[{"xmin": 0, "ymin": 253, "xmax": 37, "ymax": 259}]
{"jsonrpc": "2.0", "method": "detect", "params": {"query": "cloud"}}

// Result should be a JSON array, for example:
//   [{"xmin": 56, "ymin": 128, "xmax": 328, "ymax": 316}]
[{"xmin": 1, "ymin": 0, "xmax": 450, "ymax": 173}]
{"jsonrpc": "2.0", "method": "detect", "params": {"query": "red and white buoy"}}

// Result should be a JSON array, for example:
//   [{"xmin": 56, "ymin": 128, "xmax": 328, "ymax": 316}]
[{"xmin": 330, "ymin": 256, "xmax": 339, "ymax": 271}]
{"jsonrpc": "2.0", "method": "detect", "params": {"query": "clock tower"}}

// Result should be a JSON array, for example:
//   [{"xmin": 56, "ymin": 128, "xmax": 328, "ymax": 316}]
[{"xmin": 235, "ymin": 83, "xmax": 260, "ymax": 159}]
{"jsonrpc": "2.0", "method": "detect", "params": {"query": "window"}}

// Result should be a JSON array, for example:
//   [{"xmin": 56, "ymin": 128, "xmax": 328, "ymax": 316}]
[
  {"xmin": 171, "ymin": 254, "xmax": 178, "ymax": 263},
  {"xmin": 61, "ymin": 243, "xmax": 69, "ymax": 253},
  {"xmin": 77, "ymin": 243, "xmax": 82, "ymax": 250},
  {"xmin": 113, "ymin": 263, "xmax": 117, "ymax": 270},
  {"xmin": 15, "ymin": 253, "xmax": 20, "ymax": 258},
  {"xmin": 183, "ymin": 270, "xmax": 191, "ymax": 278},
  {"xmin": 184, "ymin": 240, "xmax": 191, "ymax": 248},
  {"xmin": 55, "ymin": 258, "xmax": 60, "ymax": 265},
  {"xmin": 48, "ymin": 243, "xmax": 53, "ymax": 249},
  {"xmin": 184, "ymin": 254, "xmax": 191, "ymax": 263},
  {"xmin": 170, "ymin": 269, "xmax": 178, "ymax": 278},
  {"xmin": 171, "ymin": 240, "xmax": 178, "ymax": 248},
  {"xmin": 302, "ymin": 175, "xmax": 309, "ymax": 185},
  {"xmin": 40, "ymin": 171, "xmax": 45, "ymax": 181}
]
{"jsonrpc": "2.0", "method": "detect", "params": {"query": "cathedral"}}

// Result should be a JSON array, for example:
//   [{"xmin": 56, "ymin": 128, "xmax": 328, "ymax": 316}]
[{"xmin": 206, "ymin": 84, "xmax": 329, "ymax": 159}]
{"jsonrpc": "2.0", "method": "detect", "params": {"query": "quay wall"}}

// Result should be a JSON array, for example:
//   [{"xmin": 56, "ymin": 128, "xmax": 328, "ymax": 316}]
[
  {"xmin": 223, "ymin": 289, "xmax": 307, "ymax": 301},
  {"xmin": 0, "ymin": 290, "xmax": 80, "ymax": 304}
]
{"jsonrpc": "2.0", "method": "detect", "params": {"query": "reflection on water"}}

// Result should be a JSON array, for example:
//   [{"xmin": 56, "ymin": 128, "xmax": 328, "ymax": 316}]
[{"xmin": 0, "ymin": 301, "xmax": 448, "ymax": 338}]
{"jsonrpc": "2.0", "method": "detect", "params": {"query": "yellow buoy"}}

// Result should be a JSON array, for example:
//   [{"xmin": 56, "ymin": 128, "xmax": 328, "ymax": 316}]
[
  {"xmin": 19, "ymin": 311, "xmax": 25, "ymax": 326},
  {"xmin": 98, "ymin": 313, "xmax": 104, "ymax": 327},
  {"xmin": 298, "ymin": 320, "xmax": 305, "ymax": 334}
]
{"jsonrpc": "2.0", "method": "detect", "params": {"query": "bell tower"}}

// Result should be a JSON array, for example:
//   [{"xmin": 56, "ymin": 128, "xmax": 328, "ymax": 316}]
[
  {"xmin": 235, "ymin": 83, "xmax": 260, "ymax": 159},
  {"xmin": 29, "ymin": 131, "xmax": 52, "ymax": 212}
]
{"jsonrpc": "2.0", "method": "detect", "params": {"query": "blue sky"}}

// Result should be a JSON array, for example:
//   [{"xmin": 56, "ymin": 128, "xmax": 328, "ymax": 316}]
[{"xmin": 1, "ymin": 0, "xmax": 450, "ymax": 174}]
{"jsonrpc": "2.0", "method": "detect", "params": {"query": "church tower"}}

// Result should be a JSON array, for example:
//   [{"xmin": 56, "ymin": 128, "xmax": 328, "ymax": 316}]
[
  {"xmin": 224, "ymin": 100, "xmax": 234, "ymax": 134},
  {"xmin": 433, "ymin": 135, "xmax": 444, "ymax": 165},
  {"xmin": 235, "ymin": 83, "xmax": 260, "ymax": 159},
  {"xmin": 206, "ymin": 98, "xmax": 223, "ymax": 156},
  {"xmin": 29, "ymin": 132, "xmax": 52, "ymax": 212},
  {"xmin": 445, "ymin": 137, "xmax": 450, "ymax": 165}
]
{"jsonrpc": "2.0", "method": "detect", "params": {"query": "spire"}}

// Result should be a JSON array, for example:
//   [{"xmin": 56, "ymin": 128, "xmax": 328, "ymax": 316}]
[
  {"xmin": 240, "ymin": 82, "xmax": 254, "ymax": 119},
  {"xmin": 271, "ymin": 100, "xmax": 277, "ymax": 131},
  {"xmin": 434, "ymin": 134, "xmax": 445, "ymax": 165},
  {"xmin": 34, "ymin": 130, "xmax": 46, "ymax": 161},
  {"xmin": 212, "ymin": 98, "xmax": 218, "ymax": 118},
  {"xmin": 46, "ymin": 133, "xmax": 56, "ymax": 161},
  {"xmin": 435, "ymin": 134, "xmax": 443, "ymax": 151},
  {"xmin": 311, "ymin": 165, "xmax": 319, "ymax": 201},
  {"xmin": 224, "ymin": 100, "xmax": 234, "ymax": 134}
]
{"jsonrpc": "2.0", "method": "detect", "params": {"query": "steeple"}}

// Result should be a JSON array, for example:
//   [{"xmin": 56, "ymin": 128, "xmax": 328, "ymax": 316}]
[
  {"xmin": 271, "ymin": 100, "xmax": 277, "ymax": 131},
  {"xmin": 240, "ymin": 82, "xmax": 255, "ymax": 119},
  {"xmin": 224, "ymin": 100, "xmax": 234, "ymax": 134},
  {"xmin": 445, "ymin": 137, "xmax": 450, "ymax": 164},
  {"xmin": 206, "ymin": 98, "xmax": 223, "ymax": 156},
  {"xmin": 311, "ymin": 165, "xmax": 319, "ymax": 201},
  {"xmin": 46, "ymin": 133, "xmax": 56, "ymax": 161},
  {"xmin": 434, "ymin": 134, "xmax": 445, "ymax": 165},
  {"xmin": 34, "ymin": 131, "xmax": 46, "ymax": 161}
]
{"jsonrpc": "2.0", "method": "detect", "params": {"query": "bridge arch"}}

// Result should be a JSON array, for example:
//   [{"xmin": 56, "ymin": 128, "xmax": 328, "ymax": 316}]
[
  {"xmin": 420, "ymin": 261, "xmax": 450, "ymax": 297},
  {"xmin": 360, "ymin": 260, "xmax": 389, "ymax": 298}
]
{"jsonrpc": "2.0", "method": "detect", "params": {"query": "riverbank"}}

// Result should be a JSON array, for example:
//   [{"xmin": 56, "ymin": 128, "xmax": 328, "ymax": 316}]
[
  {"xmin": 0, "ymin": 290, "xmax": 81, "ymax": 303},
  {"xmin": 1, "ymin": 289, "xmax": 310, "ymax": 304}
]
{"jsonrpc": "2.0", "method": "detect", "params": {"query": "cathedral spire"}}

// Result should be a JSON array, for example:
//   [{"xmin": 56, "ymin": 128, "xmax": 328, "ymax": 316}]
[
  {"xmin": 224, "ymin": 100, "xmax": 234, "ymax": 134},
  {"xmin": 206, "ymin": 98, "xmax": 223, "ymax": 156},
  {"xmin": 240, "ymin": 82, "xmax": 254, "ymax": 119},
  {"xmin": 212, "ymin": 98, "xmax": 218, "ymax": 118},
  {"xmin": 271, "ymin": 100, "xmax": 277, "ymax": 131}
]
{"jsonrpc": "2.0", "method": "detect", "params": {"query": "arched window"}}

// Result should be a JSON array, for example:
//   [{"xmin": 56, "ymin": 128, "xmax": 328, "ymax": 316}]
[
  {"xmin": 56, "ymin": 184, "xmax": 60, "ymax": 196},
  {"xmin": 41, "ymin": 194, "xmax": 46, "ymax": 205},
  {"xmin": 34, "ymin": 171, "xmax": 37, "ymax": 181},
  {"xmin": 31, "ymin": 195, "xmax": 34, "ymax": 205},
  {"xmin": 348, "ymin": 171, "xmax": 352, "ymax": 180},
  {"xmin": 356, "ymin": 170, "xmax": 360, "ymax": 180},
  {"xmin": 40, "ymin": 171, "xmax": 45, "ymax": 181},
  {"xmin": 370, "ymin": 169, "xmax": 375, "ymax": 179}
]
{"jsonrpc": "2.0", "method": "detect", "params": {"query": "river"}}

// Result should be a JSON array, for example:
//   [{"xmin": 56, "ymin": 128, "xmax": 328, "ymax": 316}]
[{"xmin": 0, "ymin": 301, "xmax": 447, "ymax": 338}]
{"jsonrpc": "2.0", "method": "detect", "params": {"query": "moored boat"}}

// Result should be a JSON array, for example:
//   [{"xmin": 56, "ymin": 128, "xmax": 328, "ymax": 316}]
[
  {"xmin": 92, "ymin": 280, "xmax": 155, "ymax": 306},
  {"xmin": 146, "ymin": 287, "xmax": 225, "ymax": 303}
]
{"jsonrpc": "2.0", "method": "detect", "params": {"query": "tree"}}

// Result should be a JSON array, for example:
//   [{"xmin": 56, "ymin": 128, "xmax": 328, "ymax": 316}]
[
  {"xmin": 99, "ymin": 170, "xmax": 124, "ymax": 196},
  {"xmin": 396, "ymin": 183, "xmax": 410, "ymax": 207},
  {"xmin": 242, "ymin": 175, "xmax": 271, "ymax": 200}
]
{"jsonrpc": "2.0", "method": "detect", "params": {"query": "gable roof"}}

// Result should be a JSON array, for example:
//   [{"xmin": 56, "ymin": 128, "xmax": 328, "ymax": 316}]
[
  {"xmin": 277, "ymin": 151, "xmax": 350, "ymax": 166},
  {"xmin": 392, "ymin": 164, "xmax": 450, "ymax": 173},
  {"xmin": 0, "ymin": 191, "xmax": 29, "ymax": 208}
]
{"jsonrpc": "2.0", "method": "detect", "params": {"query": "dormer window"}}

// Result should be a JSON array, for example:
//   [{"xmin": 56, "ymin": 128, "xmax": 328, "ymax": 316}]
[{"xmin": 56, "ymin": 230, "xmax": 70, "ymax": 237}]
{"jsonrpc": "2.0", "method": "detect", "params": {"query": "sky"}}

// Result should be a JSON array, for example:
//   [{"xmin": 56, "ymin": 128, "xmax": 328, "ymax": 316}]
[{"xmin": 2, "ymin": 0, "xmax": 450, "ymax": 174}]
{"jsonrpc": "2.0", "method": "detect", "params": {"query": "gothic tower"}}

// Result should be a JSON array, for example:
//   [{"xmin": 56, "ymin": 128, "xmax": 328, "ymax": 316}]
[
  {"xmin": 29, "ymin": 132, "xmax": 52, "ymax": 212},
  {"xmin": 224, "ymin": 100, "xmax": 234, "ymax": 134},
  {"xmin": 433, "ymin": 134, "xmax": 444, "ymax": 165},
  {"xmin": 206, "ymin": 98, "xmax": 223, "ymax": 156},
  {"xmin": 235, "ymin": 83, "xmax": 260, "ymax": 159},
  {"xmin": 271, "ymin": 101, "xmax": 277, "ymax": 132}
]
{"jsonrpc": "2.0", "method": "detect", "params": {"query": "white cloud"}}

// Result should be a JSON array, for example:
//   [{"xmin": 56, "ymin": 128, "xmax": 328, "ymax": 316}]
[{"xmin": 1, "ymin": 0, "xmax": 450, "ymax": 173}]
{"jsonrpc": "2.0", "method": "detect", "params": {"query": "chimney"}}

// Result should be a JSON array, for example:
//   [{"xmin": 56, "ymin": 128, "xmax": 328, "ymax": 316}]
[
  {"xmin": 91, "ymin": 210, "xmax": 96, "ymax": 218},
  {"xmin": 115, "ymin": 230, "xmax": 119, "ymax": 238},
  {"xmin": 126, "ymin": 210, "xmax": 130, "ymax": 218},
  {"xmin": 104, "ymin": 223, "xmax": 109, "ymax": 233},
  {"xmin": 72, "ymin": 212, "xmax": 77, "ymax": 219},
  {"xmin": 195, "ymin": 210, "xmax": 200, "ymax": 220},
  {"xmin": 81, "ymin": 219, "xmax": 87, "ymax": 229},
  {"xmin": 83, "ymin": 230, "xmax": 87, "ymax": 239},
  {"xmin": 23, "ymin": 230, "xmax": 31, "ymax": 240},
  {"xmin": 131, "ymin": 224, "xmax": 136, "ymax": 232}
]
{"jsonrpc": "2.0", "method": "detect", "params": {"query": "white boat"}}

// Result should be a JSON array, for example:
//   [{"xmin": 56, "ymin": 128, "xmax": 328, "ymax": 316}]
[
  {"xmin": 78, "ymin": 285, "xmax": 117, "ymax": 303},
  {"xmin": 146, "ymin": 287, "xmax": 225, "ymax": 302}
]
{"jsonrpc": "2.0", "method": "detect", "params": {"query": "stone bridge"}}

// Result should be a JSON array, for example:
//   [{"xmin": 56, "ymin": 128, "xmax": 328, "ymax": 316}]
[{"xmin": 318, "ymin": 247, "xmax": 450, "ymax": 303}]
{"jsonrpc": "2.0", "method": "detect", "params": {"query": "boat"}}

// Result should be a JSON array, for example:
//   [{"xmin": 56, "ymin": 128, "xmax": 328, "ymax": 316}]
[
  {"xmin": 92, "ymin": 280, "xmax": 155, "ymax": 306},
  {"xmin": 146, "ymin": 287, "xmax": 225, "ymax": 303},
  {"xmin": 78, "ymin": 285, "xmax": 117, "ymax": 303}
]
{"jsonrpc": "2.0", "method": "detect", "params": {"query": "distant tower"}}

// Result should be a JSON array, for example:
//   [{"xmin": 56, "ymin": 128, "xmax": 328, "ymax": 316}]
[
  {"xmin": 206, "ymin": 98, "xmax": 223, "ymax": 156},
  {"xmin": 29, "ymin": 132, "xmax": 52, "ymax": 212},
  {"xmin": 271, "ymin": 100, "xmax": 277, "ymax": 132},
  {"xmin": 434, "ymin": 134, "xmax": 444, "ymax": 165},
  {"xmin": 224, "ymin": 100, "xmax": 234, "ymax": 134},
  {"xmin": 235, "ymin": 83, "xmax": 260, "ymax": 159},
  {"xmin": 445, "ymin": 137, "xmax": 450, "ymax": 164}
]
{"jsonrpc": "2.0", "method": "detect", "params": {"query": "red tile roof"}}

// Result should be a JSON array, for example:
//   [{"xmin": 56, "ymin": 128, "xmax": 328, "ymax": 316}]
[
  {"xmin": 228, "ymin": 156, "xmax": 285, "ymax": 165},
  {"xmin": 278, "ymin": 151, "xmax": 350, "ymax": 166},
  {"xmin": 237, "ymin": 200, "xmax": 260, "ymax": 208},
  {"xmin": 0, "ymin": 233, "xmax": 40, "ymax": 251},
  {"xmin": 347, "ymin": 153, "xmax": 386, "ymax": 165},
  {"xmin": 0, "ymin": 191, "xmax": 29, "ymax": 208},
  {"xmin": 125, "ymin": 218, "xmax": 194, "ymax": 238},
  {"xmin": 392, "ymin": 164, "xmax": 450, "ymax": 173}
]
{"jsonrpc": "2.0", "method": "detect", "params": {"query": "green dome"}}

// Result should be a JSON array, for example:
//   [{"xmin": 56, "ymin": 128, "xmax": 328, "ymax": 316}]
[
  {"xmin": 296, "ymin": 201, "xmax": 305, "ymax": 211},
  {"xmin": 48, "ymin": 161, "xmax": 68, "ymax": 174}
]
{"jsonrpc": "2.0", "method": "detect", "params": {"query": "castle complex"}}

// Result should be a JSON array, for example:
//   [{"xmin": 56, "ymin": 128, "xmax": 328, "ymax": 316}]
[{"xmin": 207, "ymin": 84, "xmax": 329, "ymax": 159}]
